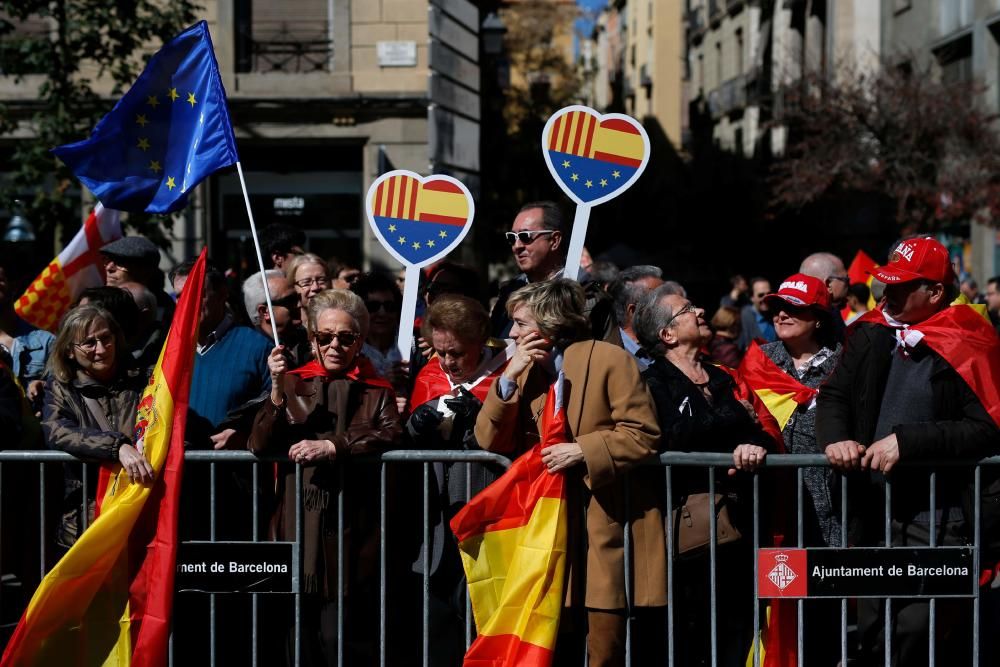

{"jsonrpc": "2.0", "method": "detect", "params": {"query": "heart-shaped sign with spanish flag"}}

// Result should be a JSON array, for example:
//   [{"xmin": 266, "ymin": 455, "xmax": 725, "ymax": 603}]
[{"xmin": 365, "ymin": 170, "xmax": 475, "ymax": 361}]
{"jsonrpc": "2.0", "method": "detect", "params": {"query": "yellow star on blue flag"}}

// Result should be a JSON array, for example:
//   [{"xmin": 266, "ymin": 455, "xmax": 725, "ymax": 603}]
[{"xmin": 51, "ymin": 21, "xmax": 238, "ymax": 214}]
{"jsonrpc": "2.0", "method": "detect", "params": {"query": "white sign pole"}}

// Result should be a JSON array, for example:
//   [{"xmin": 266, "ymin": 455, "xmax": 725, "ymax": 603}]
[{"xmin": 563, "ymin": 204, "xmax": 592, "ymax": 282}]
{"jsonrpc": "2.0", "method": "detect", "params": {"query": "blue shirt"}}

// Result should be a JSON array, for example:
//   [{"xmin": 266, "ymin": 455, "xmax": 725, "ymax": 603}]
[
  {"xmin": 188, "ymin": 325, "xmax": 272, "ymax": 434},
  {"xmin": 755, "ymin": 309, "xmax": 777, "ymax": 342},
  {"xmin": 11, "ymin": 328, "xmax": 54, "ymax": 385},
  {"xmin": 619, "ymin": 328, "xmax": 652, "ymax": 370}
]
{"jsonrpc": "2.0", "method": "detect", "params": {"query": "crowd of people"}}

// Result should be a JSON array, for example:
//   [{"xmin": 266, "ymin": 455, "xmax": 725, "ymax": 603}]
[{"xmin": 1, "ymin": 204, "xmax": 999, "ymax": 667}]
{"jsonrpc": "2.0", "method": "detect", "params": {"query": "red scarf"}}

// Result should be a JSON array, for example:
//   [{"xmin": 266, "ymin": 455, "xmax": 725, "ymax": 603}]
[
  {"xmin": 408, "ymin": 346, "xmax": 511, "ymax": 409},
  {"xmin": 288, "ymin": 355, "xmax": 393, "ymax": 390},
  {"xmin": 855, "ymin": 306, "xmax": 1000, "ymax": 429}
]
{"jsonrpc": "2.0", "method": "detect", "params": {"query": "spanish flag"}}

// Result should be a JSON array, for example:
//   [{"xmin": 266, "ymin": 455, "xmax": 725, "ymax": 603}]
[
  {"xmin": 841, "ymin": 250, "xmax": 879, "ymax": 321},
  {"xmin": 450, "ymin": 376, "xmax": 569, "ymax": 666},
  {"xmin": 14, "ymin": 204, "xmax": 122, "ymax": 331},
  {"xmin": 737, "ymin": 342, "xmax": 818, "ymax": 432},
  {"xmin": 1, "ymin": 249, "xmax": 206, "ymax": 667}
]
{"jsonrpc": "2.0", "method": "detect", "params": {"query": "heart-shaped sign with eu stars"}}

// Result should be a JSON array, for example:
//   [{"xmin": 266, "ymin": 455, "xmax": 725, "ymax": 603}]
[
  {"xmin": 541, "ymin": 105, "xmax": 650, "ymax": 279},
  {"xmin": 365, "ymin": 170, "xmax": 475, "ymax": 361}
]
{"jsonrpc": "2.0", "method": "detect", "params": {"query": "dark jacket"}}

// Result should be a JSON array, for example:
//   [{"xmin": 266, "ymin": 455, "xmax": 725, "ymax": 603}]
[
  {"xmin": 249, "ymin": 374, "xmax": 402, "ymax": 598},
  {"xmin": 815, "ymin": 321, "xmax": 1000, "ymax": 543},
  {"xmin": 642, "ymin": 357, "xmax": 773, "ymax": 529},
  {"xmin": 42, "ymin": 367, "xmax": 146, "ymax": 548}
]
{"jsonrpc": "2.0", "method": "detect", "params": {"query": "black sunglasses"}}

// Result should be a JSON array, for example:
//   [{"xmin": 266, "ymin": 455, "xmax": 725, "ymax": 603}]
[
  {"xmin": 504, "ymin": 230, "xmax": 556, "ymax": 246},
  {"xmin": 271, "ymin": 294, "xmax": 300, "ymax": 310},
  {"xmin": 314, "ymin": 331, "xmax": 360, "ymax": 348},
  {"xmin": 366, "ymin": 299, "xmax": 399, "ymax": 313}
]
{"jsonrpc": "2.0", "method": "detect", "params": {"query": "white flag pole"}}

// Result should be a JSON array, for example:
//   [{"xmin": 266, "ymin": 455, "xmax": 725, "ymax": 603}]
[
  {"xmin": 236, "ymin": 161, "xmax": 280, "ymax": 348},
  {"xmin": 563, "ymin": 203, "xmax": 592, "ymax": 282}
]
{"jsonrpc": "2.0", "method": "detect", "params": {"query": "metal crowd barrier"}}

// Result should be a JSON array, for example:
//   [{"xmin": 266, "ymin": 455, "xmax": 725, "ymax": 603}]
[{"xmin": 0, "ymin": 450, "xmax": 997, "ymax": 667}]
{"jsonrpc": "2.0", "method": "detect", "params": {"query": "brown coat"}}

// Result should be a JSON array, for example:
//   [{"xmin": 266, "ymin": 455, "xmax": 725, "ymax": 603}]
[
  {"xmin": 475, "ymin": 339, "xmax": 667, "ymax": 609},
  {"xmin": 249, "ymin": 375, "xmax": 402, "ymax": 598}
]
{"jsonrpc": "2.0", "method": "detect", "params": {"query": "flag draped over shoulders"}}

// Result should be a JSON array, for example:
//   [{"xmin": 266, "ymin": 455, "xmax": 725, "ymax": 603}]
[
  {"xmin": 52, "ymin": 21, "xmax": 237, "ymax": 214},
  {"xmin": 736, "ymin": 341, "xmax": 817, "ymax": 433},
  {"xmin": 1, "ymin": 249, "xmax": 207, "ymax": 667},
  {"xmin": 856, "ymin": 305, "xmax": 1000, "ymax": 428},
  {"xmin": 450, "ymin": 375, "xmax": 569, "ymax": 666},
  {"xmin": 14, "ymin": 204, "xmax": 121, "ymax": 331}
]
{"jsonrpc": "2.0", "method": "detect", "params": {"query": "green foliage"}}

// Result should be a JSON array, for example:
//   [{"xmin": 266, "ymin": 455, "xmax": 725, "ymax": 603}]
[{"xmin": 0, "ymin": 0, "xmax": 199, "ymax": 239}]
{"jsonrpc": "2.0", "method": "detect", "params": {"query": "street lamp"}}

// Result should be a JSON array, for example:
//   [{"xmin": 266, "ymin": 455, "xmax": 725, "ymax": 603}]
[
  {"xmin": 3, "ymin": 200, "xmax": 36, "ymax": 243},
  {"xmin": 481, "ymin": 13, "xmax": 507, "ymax": 57}
]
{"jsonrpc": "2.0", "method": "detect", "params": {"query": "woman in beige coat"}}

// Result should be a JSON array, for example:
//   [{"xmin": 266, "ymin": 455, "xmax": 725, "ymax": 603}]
[{"xmin": 474, "ymin": 279, "xmax": 666, "ymax": 667}]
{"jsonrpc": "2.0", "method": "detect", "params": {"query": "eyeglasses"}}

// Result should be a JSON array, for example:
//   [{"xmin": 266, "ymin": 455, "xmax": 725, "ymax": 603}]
[
  {"xmin": 339, "ymin": 272, "xmax": 360, "ymax": 284},
  {"xmin": 74, "ymin": 333, "xmax": 115, "ymax": 353},
  {"xmin": 314, "ymin": 331, "xmax": 360, "ymax": 348},
  {"xmin": 505, "ymin": 230, "xmax": 556, "ymax": 246},
  {"xmin": 664, "ymin": 303, "xmax": 697, "ymax": 326},
  {"xmin": 366, "ymin": 299, "xmax": 399, "ymax": 313},
  {"xmin": 825, "ymin": 275, "xmax": 850, "ymax": 286},
  {"xmin": 295, "ymin": 276, "xmax": 329, "ymax": 289}
]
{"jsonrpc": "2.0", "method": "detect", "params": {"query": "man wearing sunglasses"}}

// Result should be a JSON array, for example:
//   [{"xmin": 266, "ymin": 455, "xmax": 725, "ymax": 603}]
[
  {"xmin": 242, "ymin": 269, "xmax": 311, "ymax": 367},
  {"xmin": 489, "ymin": 201, "xmax": 567, "ymax": 338}
]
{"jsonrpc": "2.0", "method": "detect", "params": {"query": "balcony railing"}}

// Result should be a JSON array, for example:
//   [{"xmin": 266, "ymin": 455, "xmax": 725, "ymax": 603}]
[{"xmin": 235, "ymin": 20, "xmax": 333, "ymax": 74}]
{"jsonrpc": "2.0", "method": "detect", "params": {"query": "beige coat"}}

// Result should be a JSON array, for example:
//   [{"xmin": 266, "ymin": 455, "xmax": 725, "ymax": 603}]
[{"xmin": 475, "ymin": 339, "xmax": 667, "ymax": 609}]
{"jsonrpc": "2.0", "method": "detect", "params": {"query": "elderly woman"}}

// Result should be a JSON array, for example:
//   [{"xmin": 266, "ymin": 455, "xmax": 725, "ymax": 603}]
[
  {"xmin": 635, "ymin": 285, "xmax": 775, "ymax": 667},
  {"xmin": 285, "ymin": 252, "xmax": 330, "ymax": 323},
  {"xmin": 404, "ymin": 294, "xmax": 511, "ymax": 665},
  {"xmin": 475, "ymin": 279, "xmax": 665, "ymax": 666},
  {"xmin": 42, "ymin": 305, "xmax": 153, "ymax": 550},
  {"xmin": 250, "ymin": 288, "xmax": 401, "ymax": 665}
]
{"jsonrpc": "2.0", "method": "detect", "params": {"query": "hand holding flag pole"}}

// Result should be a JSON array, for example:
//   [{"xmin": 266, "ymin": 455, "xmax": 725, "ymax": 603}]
[
  {"xmin": 365, "ymin": 170, "xmax": 475, "ymax": 361},
  {"xmin": 541, "ymin": 105, "xmax": 651, "ymax": 280}
]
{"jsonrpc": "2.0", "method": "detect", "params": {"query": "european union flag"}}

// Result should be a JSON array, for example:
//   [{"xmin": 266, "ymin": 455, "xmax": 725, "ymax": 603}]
[{"xmin": 52, "ymin": 21, "xmax": 238, "ymax": 214}]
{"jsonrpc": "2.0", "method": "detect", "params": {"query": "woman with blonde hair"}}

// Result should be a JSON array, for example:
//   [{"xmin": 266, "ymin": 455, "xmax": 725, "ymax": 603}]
[
  {"xmin": 43, "ymin": 304, "xmax": 152, "ymax": 549},
  {"xmin": 285, "ymin": 252, "xmax": 330, "ymax": 323}
]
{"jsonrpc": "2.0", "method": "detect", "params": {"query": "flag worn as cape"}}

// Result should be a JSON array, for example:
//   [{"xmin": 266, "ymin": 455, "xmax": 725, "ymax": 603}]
[
  {"xmin": 1, "ymin": 248, "xmax": 206, "ymax": 667},
  {"xmin": 52, "ymin": 21, "xmax": 237, "ymax": 214},
  {"xmin": 409, "ymin": 341, "xmax": 514, "ymax": 409},
  {"xmin": 737, "ymin": 341, "xmax": 818, "ymax": 432},
  {"xmin": 856, "ymin": 305, "xmax": 1000, "ymax": 429},
  {"xmin": 14, "ymin": 204, "xmax": 122, "ymax": 331},
  {"xmin": 450, "ymin": 375, "xmax": 569, "ymax": 666}
]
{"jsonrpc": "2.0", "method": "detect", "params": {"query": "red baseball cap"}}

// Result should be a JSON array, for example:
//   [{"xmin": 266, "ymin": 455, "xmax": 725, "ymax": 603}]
[
  {"xmin": 870, "ymin": 237, "xmax": 956, "ymax": 285},
  {"xmin": 764, "ymin": 273, "xmax": 830, "ymax": 310}
]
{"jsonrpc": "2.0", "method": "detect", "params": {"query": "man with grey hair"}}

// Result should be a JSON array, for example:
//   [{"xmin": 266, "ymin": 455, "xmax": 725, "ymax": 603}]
[
  {"xmin": 606, "ymin": 265, "xmax": 664, "ymax": 368},
  {"xmin": 242, "ymin": 270, "xmax": 293, "ymax": 337},
  {"xmin": 800, "ymin": 251, "xmax": 849, "ymax": 341}
]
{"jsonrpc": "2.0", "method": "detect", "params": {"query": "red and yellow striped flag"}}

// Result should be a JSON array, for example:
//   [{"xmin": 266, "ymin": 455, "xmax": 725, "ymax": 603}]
[
  {"xmin": 1, "ymin": 248, "xmax": 206, "ymax": 667},
  {"xmin": 450, "ymin": 378, "xmax": 569, "ymax": 666},
  {"xmin": 14, "ymin": 204, "xmax": 122, "ymax": 331}
]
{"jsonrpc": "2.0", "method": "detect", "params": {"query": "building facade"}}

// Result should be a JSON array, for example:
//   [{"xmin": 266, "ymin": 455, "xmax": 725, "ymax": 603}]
[{"xmin": 0, "ymin": 0, "xmax": 483, "ymax": 275}]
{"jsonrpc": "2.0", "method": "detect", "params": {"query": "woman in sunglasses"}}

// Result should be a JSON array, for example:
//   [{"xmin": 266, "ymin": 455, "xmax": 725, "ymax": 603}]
[
  {"xmin": 42, "ymin": 304, "xmax": 153, "ymax": 552},
  {"xmin": 250, "ymin": 288, "xmax": 402, "ymax": 664},
  {"xmin": 736, "ymin": 273, "xmax": 843, "ymax": 667}
]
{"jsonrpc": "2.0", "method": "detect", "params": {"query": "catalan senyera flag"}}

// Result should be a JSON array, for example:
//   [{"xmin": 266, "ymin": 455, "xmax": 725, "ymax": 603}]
[
  {"xmin": 14, "ymin": 204, "xmax": 122, "ymax": 331},
  {"xmin": 544, "ymin": 109, "xmax": 645, "ymax": 204},
  {"xmin": 369, "ymin": 173, "xmax": 471, "ymax": 265},
  {"xmin": 450, "ymin": 375, "xmax": 569, "ymax": 666},
  {"xmin": 737, "ymin": 341, "xmax": 818, "ymax": 432},
  {"xmin": 1, "ymin": 249, "xmax": 206, "ymax": 667}
]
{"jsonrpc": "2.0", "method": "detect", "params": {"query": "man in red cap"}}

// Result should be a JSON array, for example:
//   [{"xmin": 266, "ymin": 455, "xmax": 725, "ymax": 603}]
[{"xmin": 817, "ymin": 236, "xmax": 1000, "ymax": 665}]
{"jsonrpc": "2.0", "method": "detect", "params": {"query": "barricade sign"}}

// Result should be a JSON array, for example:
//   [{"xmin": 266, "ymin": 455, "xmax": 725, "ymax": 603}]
[
  {"xmin": 176, "ymin": 541, "xmax": 296, "ymax": 593},
  {"xmin": 758, "ymin": 547, "xmax": 976, "ymax": 599}
]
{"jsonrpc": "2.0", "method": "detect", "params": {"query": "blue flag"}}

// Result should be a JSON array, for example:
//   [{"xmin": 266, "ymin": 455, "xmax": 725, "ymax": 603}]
[{"xmin": 53, "ymin": 21, "xmax": 238, "ymax": 214}]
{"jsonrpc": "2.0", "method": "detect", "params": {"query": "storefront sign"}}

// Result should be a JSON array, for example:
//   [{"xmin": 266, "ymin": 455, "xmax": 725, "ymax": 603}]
[
  {"xmin": 758, "ymin": 547, "xmax": 976, "ymax": 598},
  {"xmin": 176, "ymin": 541, "xmax": 295, "ymax": 593}
]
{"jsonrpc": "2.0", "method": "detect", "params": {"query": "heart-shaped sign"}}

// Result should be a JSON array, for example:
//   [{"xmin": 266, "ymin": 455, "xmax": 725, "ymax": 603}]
[
  {"xmin": 541, "ymin": 105, "xmax": 650, "ymax": 207},
  {"xmin": 366, "ymin": 170, "xmax": 475, "ymax": 269}
]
